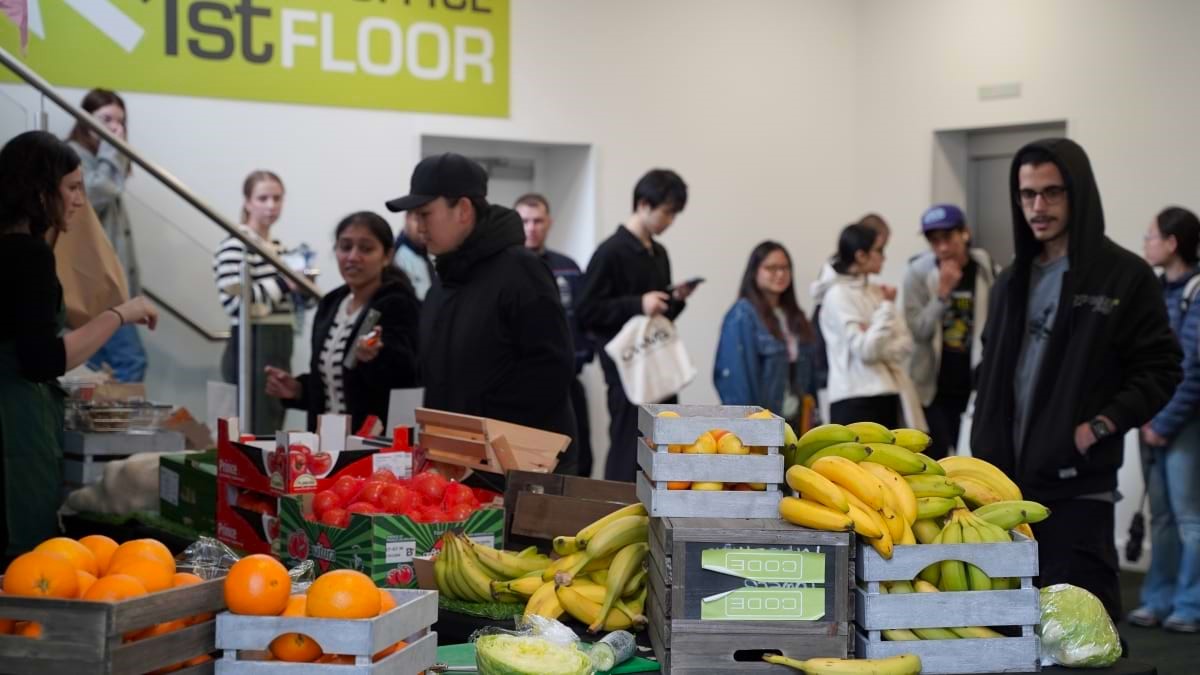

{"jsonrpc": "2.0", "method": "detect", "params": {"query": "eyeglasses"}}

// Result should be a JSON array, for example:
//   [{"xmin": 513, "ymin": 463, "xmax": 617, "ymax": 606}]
[
  {"xmin": 760, "ymin": 264, "xmax": 791, "ymax": 274},
  {"xmin": 1018, "ymin": 186, "xmax": 1067, "ymax": 206}
]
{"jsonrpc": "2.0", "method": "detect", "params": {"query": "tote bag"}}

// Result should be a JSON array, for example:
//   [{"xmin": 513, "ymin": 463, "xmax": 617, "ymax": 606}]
[{"xmin": 603, "ymin": 314, "xmax": 696, "ymax": 404}]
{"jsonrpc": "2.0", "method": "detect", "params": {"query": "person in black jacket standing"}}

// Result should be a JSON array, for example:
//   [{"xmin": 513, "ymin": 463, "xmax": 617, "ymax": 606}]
[
  {"xmin": 265, "ymin": 211, "xmax": 420, "ymax": 431},
  {"xmin": 971, "ymin": 138, "xmax": 1182, "ymax": 620},
  {"xmin": 577, "ymin": 169, "xmax": 696, "ymax": 482},
  {"xmin": 386, "ymin": 154, "xmax": 578, "ymax": 476}
]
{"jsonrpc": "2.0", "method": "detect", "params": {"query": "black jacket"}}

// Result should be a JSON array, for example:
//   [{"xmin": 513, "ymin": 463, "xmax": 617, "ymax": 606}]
[
  {"xmin": 287, "ymin": 278, "xmax": 420, "ymax": 430},
  {"xmin": 419, "ymin": 205, "xmax": 578, "ymax": 474},
  {"xmin": 577, "ymin": 225, "xmax": 685, "ymax": 347},
  {"xmin": 971, "ymin": 138, "xmax": 1182, "ymax": 501}
]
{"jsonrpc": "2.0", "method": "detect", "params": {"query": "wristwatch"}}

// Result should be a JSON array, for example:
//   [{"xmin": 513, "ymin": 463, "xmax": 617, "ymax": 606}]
[{"xmin": 1089, "ymin": 417, "xmax": 1113, "ymax": 441}]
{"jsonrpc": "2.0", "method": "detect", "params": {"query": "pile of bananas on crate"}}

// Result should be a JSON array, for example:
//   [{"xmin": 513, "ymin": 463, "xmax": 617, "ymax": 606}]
[{"xmin": 434, "ymin": 503, "xmax": 649, "ymax": 633}]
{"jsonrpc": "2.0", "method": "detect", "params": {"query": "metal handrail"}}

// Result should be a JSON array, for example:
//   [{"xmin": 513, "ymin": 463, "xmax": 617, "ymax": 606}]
[
  {"xmin": 142, "ymin": 288, "xmax": 230, "ymax": 342},
  {"xmin": 0, "ymin": 45, "xmax": 322, "ymax": 300}
]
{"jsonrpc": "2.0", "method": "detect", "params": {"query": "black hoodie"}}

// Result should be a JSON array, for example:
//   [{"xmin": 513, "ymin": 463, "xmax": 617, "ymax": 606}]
[
  {"xmin": 971, "ymin": 138, "xmax": 1182, "ymax": 501},
  {"xmin": 419, "ymin": 204, "xmax": 578, "ymax": 473}
]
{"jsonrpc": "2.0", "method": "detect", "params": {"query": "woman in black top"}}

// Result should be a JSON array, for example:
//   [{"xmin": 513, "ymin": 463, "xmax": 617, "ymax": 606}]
[
  {"xmin": 265, "ymin": 212, "xmax": 419, "ymax": 430},
  {"xmin": 0, "ymin": 131, "xmax": 157, "ymax": 558}
]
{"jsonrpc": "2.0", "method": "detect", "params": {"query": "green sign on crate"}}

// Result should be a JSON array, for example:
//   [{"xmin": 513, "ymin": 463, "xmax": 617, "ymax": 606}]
[
  {"xmin": 701, "ymin": 587, "xmax": 826, "ymax": 621},
  {"xmin": 701, "ymin": 547, "xmax": 825, "ymax": 583}
]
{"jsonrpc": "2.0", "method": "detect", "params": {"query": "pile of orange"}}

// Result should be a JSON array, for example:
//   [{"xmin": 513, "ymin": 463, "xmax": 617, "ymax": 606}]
[
  {"xmin": 224, "ymin": 559, "xmax": 405, "ymax": 664},
  {"xmin": 0, "ymin": 535, "xmax": 215, "ymax": 672}
]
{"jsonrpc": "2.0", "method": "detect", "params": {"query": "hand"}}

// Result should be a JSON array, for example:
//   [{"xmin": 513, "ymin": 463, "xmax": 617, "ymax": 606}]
[
  {"xmin": 938, "ymin": 259, "xmax": 963, "ymax": 299},
  {"xmin": 1141, "ymin": 424, "xmax": 1169, "ymax": 448},
  {"xmin": 264, "ymin": 366, "xmax": 302, "ymax": 399},
  {"xmin": 672, "ymin": 283, "xmax": 697, "ymax": 302},
  {"xmin": 115, "ymin": 296, "xmax": 158, "ymax": 330},
  {"xmin": 879, "ymin": 285, "xmax": 897, "ymax": 302},
  {"xmin": 641, "ymin": 291, "xmax": 670, "ymax": 316},
  {"xmin": 354, "ymin": 328, "xmax": 383, "ymax": 364},
  {"xmin": 1074, "ymin": 416, "xmax": 1115, "ymax": 455}
]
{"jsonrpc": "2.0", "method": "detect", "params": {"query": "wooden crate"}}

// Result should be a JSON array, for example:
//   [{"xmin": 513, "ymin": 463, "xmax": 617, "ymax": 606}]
[
  {"xmin": 215, "ymin": 589, "xmax": 437, "ymax": 674},
  {"xmin": 648, "ymin": 517, "xmax": 853, "ymax": 674},
  {"xmin": 414, "ymin": 408, "xmax": 570, "ymax": 476},
  {"xmin": 0, "ymin": 577, "xmax": 224, "ymax": 675},
  {"xmin": 502, "ymin": 470, "xmax": 637, "ymax": 552},
  {"xmin": 636, "ymin": 404, "xmax": 785, "ymax": 518},
  {"xmin": 854, "ymin": 534, "xmax": 1041, "ymax": 674}
]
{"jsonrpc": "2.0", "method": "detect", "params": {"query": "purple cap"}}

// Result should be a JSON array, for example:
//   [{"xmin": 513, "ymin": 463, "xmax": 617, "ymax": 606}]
[{"xmin": 921, "ymin": 204, "xmax": 966, "ymax": 233}]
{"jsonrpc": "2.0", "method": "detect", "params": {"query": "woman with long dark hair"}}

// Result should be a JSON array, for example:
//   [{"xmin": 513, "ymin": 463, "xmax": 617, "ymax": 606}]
[
  {"xmin": 264, "ymin": 212, "xmax": 420, "ymax": 430},
  {"xmin": 0, "ymin": 131, "xmax": 157, "ymax": 557},
  {"xmin": 714, "ymin": 241, "xmax": 819, "ymax": 429}
]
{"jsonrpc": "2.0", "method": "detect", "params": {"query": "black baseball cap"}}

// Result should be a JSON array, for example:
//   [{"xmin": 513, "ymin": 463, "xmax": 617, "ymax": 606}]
[{"xmin": 385, "ymin": 153, "xmax": 488, "ymax": 212}]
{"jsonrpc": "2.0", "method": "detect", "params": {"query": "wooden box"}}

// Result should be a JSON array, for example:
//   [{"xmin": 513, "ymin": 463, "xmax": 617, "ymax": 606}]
[
  {"xmin": 647, "ymin": 517, "xmax": 853, "ymax": 674},
  {"xmin": 0, "ymin": 577, "xmax": 225, "ymax": 675},
  {"xmin": 636, "ymin": 404, "xmax": 785, "ymax": 518},
  {"xmin": 215, "ymin": 589, "xmax": 437, "ymax": 674},
  {"xmin": 854, "ymin": 534, "xmax": 1041, "ymax": 674},
  {"xmin": 414, "ymin": 408, "xmax": 570, "ymax": 476},
  {"xmin": 503, "ymin": 470, "xmax": 638, "ymax": 552}
]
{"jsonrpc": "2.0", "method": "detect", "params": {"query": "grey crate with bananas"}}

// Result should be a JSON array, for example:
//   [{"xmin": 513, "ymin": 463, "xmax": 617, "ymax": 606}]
[
  {"xmin": 636, "ymin": 404, "xmax": 785, "ymax": 518},
  {"xmin": 647, "ymin": 517, "xmax": 853, "ymax": 674},
  {"xmin": 854, "ymin": 534, "xmax": 1041, "ymax": 674}
]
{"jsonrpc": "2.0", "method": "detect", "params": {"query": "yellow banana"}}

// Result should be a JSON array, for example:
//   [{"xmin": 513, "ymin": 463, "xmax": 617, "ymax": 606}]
[
  {"xmin": 622, "ymin": 568, "xmax": 648, "ymax": 598},
  {"xmin": 811, "ymin": 455, "xmax": 886, "ymax": 510},
  {"xmin": 469, "ymin": 540, "xmax": 550, "ymax": 579},
  {"xmin": 863, "ymin": 443, "xmax": 926, "ymax": 475},
  {"xmin": 912, "ymin": 580, "xmax": 1004, "ymax": 638},
  {"xmin": 590, "ymin": 542, "xmax": 648, "ymax": 633},
  {"xmin": 543, "ymin": 551, "xmax": 615, "ymax": 582},
  {"xmin": 882, "ymin": 628, "xmax": 921, "ymax": 641},
  {"xmin": 911, "ymin": 517, "xmax": 942, "ymax": 544},
  {"xmin": 455, "ymin": 535, "xmax": 503, "ymax": 601},
  {"xmin": 433, "ymin": 535, "xmax": 455, "ymax": 600},
  {"xmin": 556, "ymin": 584, "xmax": 634, "ymax": 631},
  {"xmin": 890, "ymin": 428, "xmax": 932, "ymax": 453},
  {"xmin": 442, "ymin": 532, "xmax": 475, "ymax": 601},
  {"xmin": 972, "ymin": 500, "xmax": 1051, "ymax": 530},
  {"xmin": 516, "ymin": 545, "xmax": 540, "ymax": 558},
  {"xmin": 866, "ymin": 509, "xmax": 894, "ymax": 560},
  {"xmin": 553, "ymin": 536, "xmax": 581, "ymax": 557},
  {"xmin": 778, "ymin": 496, "xmax": 855, "ymax": 532},
  {"xmin": 1015, "ymin": 523, "xmax": 1036, "ymax": 540},
  {"xmin": 785, "ymin": 465, "xmax": 850, "ymax": 512},
  {"xmin": 950, "ymin": 474, "xmax": 1007, "ymax": 508},
  {"xmin": 803, "ymin": 441, "xmax": 871, "ymax": 467},
  {"xmin": 898, "ymin": 520, "xmax": 916, "ymax": 545},
  {"xmin": 939, "ymin": 456, "xmax": 1022, "ymax": 499},
  {"xmin": 575, "ymin": 503, "xmax": 647, "ymax": 548},
  {"xmin": 860, "ymin": 462, "xmax": 918, "ymax": 524},
  {"xmin": 763, "ymin": 654, "xmax": 922, "ymax": 674},
  {"xmin": 587, "ymin": 569, "xmax": 609, "ymax": 585},
  {"xmin": 491, "ymin": 574, "xmax": 545, "ymax": 599},
  {"xmin": 915, "ymin": 496, "xmax": 957, "ymax": 520},
  {"xmin": 524, "ymin": 579, "xmax": 564, "ymax": 620},
  {"xmin": 558, "ymin": 516, "xmax": 648, "ymax": 585},
  {"xmin": 838, "ymin": 488, "xmax": 884, "ymax": 539},
  {"xmin": 879, "ymin": 504, "xmax": 905, "ymax": 542},
  {"xmin": 845, "ymin": 421, "xmax": 895, "ymax": 444},
  {"xmin": 792, "ymin": 424, "xmax": 858, "ymax": 467},
  {"xmin": 904, "ymin": 474, "xmax": 964, "ymax": 499}
]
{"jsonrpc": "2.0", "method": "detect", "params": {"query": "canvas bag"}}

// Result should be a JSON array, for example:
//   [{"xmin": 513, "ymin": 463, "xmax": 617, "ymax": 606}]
[
  {"xmin": 55, "ymin": 201, "xmax": 129, "ymax": 329},
  {"xmin": 604, "ymin": 314, "xmax": 696, "ymax": 404}
]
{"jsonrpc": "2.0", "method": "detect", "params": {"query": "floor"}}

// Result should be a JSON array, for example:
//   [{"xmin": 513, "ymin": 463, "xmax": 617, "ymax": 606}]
[{"xmin": 1119, "ymin": 571, "xmax": 1196, "ymax": 675}]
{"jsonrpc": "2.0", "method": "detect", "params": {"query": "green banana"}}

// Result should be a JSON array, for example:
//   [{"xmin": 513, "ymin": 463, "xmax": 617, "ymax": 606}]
[
  {"xmin": 959, "ymin": 520, "xmax": 993, "ymax": 591},
  {"xmin": 559, "ymin": 516, "xmax": 649, "ymax": 585},
  {"xmin": 575, "ymin": 503, "xmax": 647, "ymax": 548},
  {"xmin": 905, "ymin": 474, "xmax": 965, "ymax": 498},
  {"xmin": 972, "ymin": 500, "xmax": 1051, "ymax": 530},
  {"xmin": 443, "ymin": 533, "xmax": 475, "ymax": 602},
  {"xmin": 890, "ymin": 428, "xmax": 932, "ymax": 453},
  {"xmin": 882, "ymin": 628, "xmax": 922, "ymax": 641},
  {"xmin": 950, "ymin": 626, "xmax": 1005, "ymax": 639},
  {"xmin": 803, "ymin": 441, "xmax": 870, "ymax": 467},
  {"xmin": 880, "ymin": 581, "xmax": 958, "ymax": 639},
  {"xmin": 914, "ymin": 452, "xmax": 946, "ymax": 475},
  {"xmin": 763, "ymin": 654, "xmax": 921, "ymax": 674},
  {"xmin": 433, "ymin": 533, "xmax": 456, "ymax": 600},
  {"xmin": 911, "ymin": 517, "xmax": 943, "ymax": 544},
  {"xmin": 846, "ymin": 421, "xmax": 895, "ymax": 444},
  {"xmin": 917, "ymin": 527, "xmax": 944, "ymax": 585},
  {"xmin": 937, "ymin": 521, "xmax": 969, "ymax": 592},
  {"xmin": 915, "ymin": 496, "xmax": 956, "ymax": 520},
  {"xmin": 588, "ymin": 568, "xmax": 609, "ymax": 585},
  {"xmin": 516, "ymin": 545, "xmax": 540, "ymax": 558},
  {"xmin": 553, "ymin": 536, "xmax": 581, "ymax": 557},
  {"xmin": 863, "ymin": 443, "xmax": 926, "ymax": 474},
  {"xmin": 590, "ymin": 542, "xmax": 649, "ymax": 633},
  {"xmin": 622, "ymin": 568, "xmax": 648, "ymax": 598},
  {"xmin": 791, "ymin": 424, "xmax": 858, "ymax": 468}
]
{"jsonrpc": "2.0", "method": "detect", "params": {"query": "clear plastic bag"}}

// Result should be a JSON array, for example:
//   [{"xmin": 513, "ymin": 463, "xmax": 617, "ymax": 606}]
[
  {"xmin": 1038, "ymin": 584, "xmax": 1122, "ymax": 668},
  {"xmin": 471, "ymin": 615, "xmax": 595, "ymax": 675},
  {"xmin": 176, "ymin": 536, "xmax": 315, "ymax": 589}
]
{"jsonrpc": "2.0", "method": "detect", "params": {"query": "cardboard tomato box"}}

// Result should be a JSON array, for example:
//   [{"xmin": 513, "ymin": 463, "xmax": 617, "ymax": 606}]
[
  {"xmin": 216, "ymin": 416, "xmax": 412, "ymax": 495},
  {"xmin": 277, "ymin": 494, "xmax": 503, "ymax": 589},
  {"xmin": 216, "ymin": 482, "xmax": 280, "ymax": 557}
]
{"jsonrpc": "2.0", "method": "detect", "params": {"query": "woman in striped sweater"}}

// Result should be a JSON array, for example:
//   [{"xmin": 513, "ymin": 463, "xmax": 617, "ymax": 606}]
[{"xmin": 212, "ymin": 170, "xmax": 296, "ymax": 435}]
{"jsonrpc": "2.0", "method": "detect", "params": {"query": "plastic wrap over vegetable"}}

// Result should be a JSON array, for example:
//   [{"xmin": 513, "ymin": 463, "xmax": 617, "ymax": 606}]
[
  {"xmin": 1038, "ymin": 584, "xmax": 1122, "ymax": 667},
  {"xmin": 472, "ymin": 614, "xmax": 594, "ymax": 675}
]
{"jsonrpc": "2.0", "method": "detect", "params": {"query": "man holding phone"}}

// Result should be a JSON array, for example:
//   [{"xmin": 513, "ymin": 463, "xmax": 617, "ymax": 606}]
[{"xmin": 578, "ymin": 168, "xmax": 695, "ymax": 482}]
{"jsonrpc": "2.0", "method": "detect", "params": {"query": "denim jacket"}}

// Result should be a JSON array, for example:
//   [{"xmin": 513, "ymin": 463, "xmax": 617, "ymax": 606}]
[{"xmin": 713, "ymin": 298, "xmax": 817, "ymax": 414}]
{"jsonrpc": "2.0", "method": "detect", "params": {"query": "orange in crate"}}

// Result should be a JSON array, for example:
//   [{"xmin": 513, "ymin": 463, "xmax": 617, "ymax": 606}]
[
  {"xmin": 225, "ymin": 554, "xmax": 291, "ymax": 616},
  {"xmin": 107, "ymin": 556, "xmax": 174, "ymax": 592},
  {"xmin": 306, "ymin": 570, "xmax": 380, "ymax": 619},
  {"xmin": 82, "ymin": 574, "xmax": 147, "ymax": 601},
  {"xmin": 78, "ymin": 535, "xmax": 119, "ymax": 575},
  {"xmin": 3, "ymin": 551, "xmax": 78, "ymax": 598},
  {"xmin": 34, "ymin": 538, "xmax": 98, "ymax": 576}
]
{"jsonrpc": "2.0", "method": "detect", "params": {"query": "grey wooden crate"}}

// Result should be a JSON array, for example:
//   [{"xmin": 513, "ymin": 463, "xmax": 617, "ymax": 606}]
[
  {"xmin": 854, "ymin": 534, "xmax": 1041, "ymax": 674},
  {"xmin": 636, "ymin": 472, "xmax": 783, "ymax": 518},
  {"xmin": 638, "ymin": 404, "xmax": 785, "ymax": 447},
  {"xmin": 637, "ymin": 439, "xmax": 784, "ymax": 484},
  {"xmin": 0, "ymin": 577, "xmax": 224, "ymax": 675},
  {"xmin": 215, "ymin": 589, "xmax": 437, "ymax": 674}
]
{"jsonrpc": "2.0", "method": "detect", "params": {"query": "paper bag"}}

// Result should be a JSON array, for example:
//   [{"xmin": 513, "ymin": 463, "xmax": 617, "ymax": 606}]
[{"xmin": 55, "ymin": 201, "xmax": 129, "ymax": 328}]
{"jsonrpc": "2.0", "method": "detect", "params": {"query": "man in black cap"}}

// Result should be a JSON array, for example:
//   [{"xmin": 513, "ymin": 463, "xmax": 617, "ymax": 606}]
[{"xmin": 386, "ymin": 153, "xmax": 578, "ymax": 475}]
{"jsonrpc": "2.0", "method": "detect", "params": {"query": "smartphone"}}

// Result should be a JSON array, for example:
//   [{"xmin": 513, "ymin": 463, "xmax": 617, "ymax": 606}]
[
  {"xmin": 667, "ymin": 277, "xmax": 705, "ymax": 293},
  {"xmin": 343, "ymin": 309, "xmax": 382, "ymax": 369}
]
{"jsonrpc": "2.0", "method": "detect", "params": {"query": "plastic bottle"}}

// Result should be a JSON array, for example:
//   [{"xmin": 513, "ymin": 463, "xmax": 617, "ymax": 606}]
[{"xmin": 589, "ymin": 630, "xmax": 635, "ymax": 671}]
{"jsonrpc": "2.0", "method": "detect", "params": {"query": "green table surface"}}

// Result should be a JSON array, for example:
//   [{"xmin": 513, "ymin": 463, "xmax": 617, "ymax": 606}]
[{"xmin": 436, "ymin": 642, "xmax": 660, "ymax": 674}]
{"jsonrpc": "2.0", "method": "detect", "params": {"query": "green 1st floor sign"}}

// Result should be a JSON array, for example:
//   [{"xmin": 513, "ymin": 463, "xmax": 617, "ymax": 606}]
[{"xmin": 1, "ymin": 0, "xmax": 510, "ymax": 117}]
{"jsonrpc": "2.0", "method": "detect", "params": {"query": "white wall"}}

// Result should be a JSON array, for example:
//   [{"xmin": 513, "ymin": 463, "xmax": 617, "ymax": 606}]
[{"xmin": 854, "ymin": 0, "xmax": 1200, "ymax": 567}]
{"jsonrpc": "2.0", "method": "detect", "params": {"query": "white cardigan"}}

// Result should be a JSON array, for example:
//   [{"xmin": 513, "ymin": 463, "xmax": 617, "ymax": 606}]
[{"xmin": 816, "ymin": 274, "xmax": 915, "ymax": 406}]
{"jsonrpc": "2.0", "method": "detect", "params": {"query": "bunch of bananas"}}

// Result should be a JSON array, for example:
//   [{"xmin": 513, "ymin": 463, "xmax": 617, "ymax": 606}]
[
  {"xmin": 912, "ymin": 500, "xmax": 1050, "ymax": 591},
  {"xmin": 433, "ymin": 531, "xmax": 551, "ymax": 604},
  {"xmin": 763, "ymin": 653, "xmax": 922, "ymax": 674},
  {"xmin": 878, "ymin": 580, "xmax": 1006, "ymax": 640}
]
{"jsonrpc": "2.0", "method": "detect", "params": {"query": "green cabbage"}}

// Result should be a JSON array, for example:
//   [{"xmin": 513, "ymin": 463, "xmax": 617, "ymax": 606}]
[
  {"xmin": 475, "ymin": 634, "xmax": 594, "ymax": 675},
  {"xmin": 1038, "ymin": 584, "xmax": 1121, "ymax": 668}
]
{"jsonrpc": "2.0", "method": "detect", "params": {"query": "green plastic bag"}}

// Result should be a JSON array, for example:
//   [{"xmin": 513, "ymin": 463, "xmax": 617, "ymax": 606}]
[{"xmin": 1037, "ymin": 584, "xmax": 1121, "ymax": 668}]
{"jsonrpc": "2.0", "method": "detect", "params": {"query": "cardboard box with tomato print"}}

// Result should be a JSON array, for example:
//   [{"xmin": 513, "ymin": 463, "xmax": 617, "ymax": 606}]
[
  {"xmin": 216, "ymin": 416, "xmax": 412, "ymax": 496},
  {"xmin": 216, "ymin": 482, "xmax": 280, "ymax": 557}
]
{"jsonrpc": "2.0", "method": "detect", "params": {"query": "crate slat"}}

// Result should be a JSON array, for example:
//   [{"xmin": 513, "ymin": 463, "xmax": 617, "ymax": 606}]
[
  {"xmin": 856, "ymin": 629, "xmax": 1040, "ymax": 674},
  {"xmin": 638, "ymin": 404, "xmax": 785, "ymax": 447},
  {"xmin": 215, "ymin": 631, "xmax": 436, "ymax": 675},
  {"xmin": 637, "ymin": 473, "xmax": 782, "ymax": 518},
  {"xmin": 854, "ymin": 587, "xmax": 1041, "ymax": 630},
  {"xmin": 637, "ymin": 440, "xmax": 783, "ymax": 484},
  {"xmin": 856, "ymin": 535, "xmax": 1039, "ymax": 581}
]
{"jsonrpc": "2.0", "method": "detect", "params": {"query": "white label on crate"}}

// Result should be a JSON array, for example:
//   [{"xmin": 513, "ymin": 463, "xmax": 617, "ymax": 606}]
[
  {"xmin": 159, "ymin": 467, "xmax": 180, "ymax": 506},
  {"xmin": 373, "ymin": 451, "xmax": 413, "ymax": 479},
  {"xmin": 386, "ymin": 539, "xmax": 417, "ymax": 564},
  {"xmin": 467, "ymin": 533, "xmax": 496, "ymax": 548}
]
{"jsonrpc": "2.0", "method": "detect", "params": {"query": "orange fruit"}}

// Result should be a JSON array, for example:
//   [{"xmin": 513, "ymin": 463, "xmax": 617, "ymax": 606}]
[
  {"xmin": 79, "ymin": 535, "xmax": 119, "ymax": 575},
  {"xmin": 305, "ymin": 570, "xmax": 380, "ymax": 619},
  {"xmin": 3, "ymin": 552, "xmax": 79, "ymax": 598},
  {"xmin": 82, "ymin": 574, "xmax": 148, "ymax": 602},
  {"xmin": 316, "ymin": 654, "xmax": 355, "ymax": 664},
  {"xmin": 375, "ymin": 639, "xmax": 407, "ymax": 661},
  {"xmin": 76, "ymin": 570, "xmax": 97, "ymax": 597},
  {"xmin": 282, "ymin": 593, "xmax": 307, "ymax": 615},
  {"xmin": 225, "ymin": 554, "xmax": 291, "ymax": 616},
  {"xmin": 129, "ymin": 618, "xmax": 187, "ymax": 642},
  {"xmin": 34, "ymin": 538, "xmax": 99, "ymax": 576},
  {"xmin": 109, "ymin": 539, "xmax": 175, "ymax": 575},
  {"xmin": 107, "ymin": 557, "xmax": 174, "ymax": 592},
  {"xmin": 378, "ymin": 589, "xmax": 397, "ymax": 615},
  {"xmin": 270, "ymin": 632, "xmax": 324, "ymax": 663},
  {"xmin": 0, "ymin": 617, "xmax": 14, "ymax": 635},
  {"xmin": 666, "ymin": 481, "xmax": 691, "ymax": 490},
  {"xmin": 14, "ymin": 621, "xmax": 42, "ymax": 638},
  {"xmin": 173, "ymin": 572, "xmax": 203, "ymax": 586}
]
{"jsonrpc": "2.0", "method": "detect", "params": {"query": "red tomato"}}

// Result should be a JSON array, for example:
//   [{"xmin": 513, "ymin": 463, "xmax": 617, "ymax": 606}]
[
  {"xmin": 471, "ymin": 487, "xmax": 501, "ymax": 505},
  {"xmin": 358, "ymin": 480, "xmax": 389, "ymax": 507},
  {"xmin": 412, "ymin": 471, "xmax": 449, "ymax": 503},
  {"xmin": 312, "ymin": 490, "xmax": 342, "ymax": 518},
  {"xmin": 442, "ymin": 482, "xmax": 478, "ymax": 509},
  {"xmin": 347, "ymin": 502, "xmax": 381, "ymax": 515},
  {"xmin": 446, "ymin": 503, "xmax": 475, "ymax": 522},
  {"xmin": 379, "ymin": 485, "xmax": 419, "ymax": 514},
  {"xmin": 288, "ymin": 449, "xmax": 308, "ymax": 476},
  {"xmin": 370, "ymin": 469, "xmax": 399, "ymax": 484},
  {"xmin": 331, "ymin": 475, "xmax": 364, "ymax": 505},
  {"xmin": 290, "ymin": 443, "xmax": 314, "ymax": 457},
  {"xmin": 308, "ymin": 451, "xmax": 333, "ymax": 476},
  {"xmin": 320, "ymin": 508, "xmax": 350, "ymax": 528}
]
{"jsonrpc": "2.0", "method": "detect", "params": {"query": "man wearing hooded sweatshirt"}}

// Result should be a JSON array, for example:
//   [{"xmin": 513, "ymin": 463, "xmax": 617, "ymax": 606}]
[
  {"xmin": 386, "ymin": 153, "xmax": 578, "ymax": 476},
  {"xmin": 972, "ymin": 139, "xmax": 1182, "ymax": 620}
]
